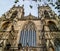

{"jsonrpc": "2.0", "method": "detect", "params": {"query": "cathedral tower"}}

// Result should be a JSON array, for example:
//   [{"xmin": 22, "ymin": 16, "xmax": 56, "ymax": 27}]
[{"xmin": 0, "ymin": 1, "xmax": 60, "ymax": 51}]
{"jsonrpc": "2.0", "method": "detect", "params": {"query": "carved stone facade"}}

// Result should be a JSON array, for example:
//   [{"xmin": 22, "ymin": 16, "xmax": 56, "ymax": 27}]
[{"xmin": 0, "ymin": 5, "xmax": 60, "ymax": 51}]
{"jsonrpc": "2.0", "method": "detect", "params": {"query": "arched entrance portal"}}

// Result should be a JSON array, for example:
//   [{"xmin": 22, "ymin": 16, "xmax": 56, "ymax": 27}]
[{"xmin": 19, "ymin": 22, "xmax": 36, "ymax": 47}]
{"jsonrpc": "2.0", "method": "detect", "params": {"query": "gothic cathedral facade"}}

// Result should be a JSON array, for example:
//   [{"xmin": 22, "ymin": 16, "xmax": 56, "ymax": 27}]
[{"xmin": 0, "ymin": 5, "xmax": 60, "ymax": 51}]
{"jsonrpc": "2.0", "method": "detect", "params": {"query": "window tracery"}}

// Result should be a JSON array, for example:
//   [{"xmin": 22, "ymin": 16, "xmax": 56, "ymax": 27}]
[{"xmin": 20, "ymin": 22, "xmax": 36, "ymax": 47}]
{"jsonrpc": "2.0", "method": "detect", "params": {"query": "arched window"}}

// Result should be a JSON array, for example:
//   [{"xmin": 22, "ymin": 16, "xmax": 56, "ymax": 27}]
[
  {"xmin": 48, "ymin": 21, "xmax": 58, "ymax": 31},
  {"xmin": 19, "ymin": 22, "xmax": 36, "ymax": 47}
]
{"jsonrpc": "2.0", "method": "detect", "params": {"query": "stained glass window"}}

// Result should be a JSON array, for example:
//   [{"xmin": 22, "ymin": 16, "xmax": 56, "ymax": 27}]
[{"xmin": 20, "ymin": 22, "xmax": 36, "ymax": 47}]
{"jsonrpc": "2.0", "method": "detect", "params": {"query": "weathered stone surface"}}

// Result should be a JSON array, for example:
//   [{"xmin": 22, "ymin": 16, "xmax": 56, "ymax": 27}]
[{"xmin": 0, "ymin": 5, "xmax": 60, "ymax": 51}]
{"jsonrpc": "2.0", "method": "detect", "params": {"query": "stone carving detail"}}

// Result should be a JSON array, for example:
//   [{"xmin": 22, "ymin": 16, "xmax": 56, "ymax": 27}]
[
  {"xmin": 8, "ymin": 25, "xmax": 18, "ymax": 47},
  {"xmin": 0, "ymin": 32, "xmax": 9, "ymax": 48},
  {"xmin": 0, "ymin": 5, "xmax": 59, "ymax": 51}
]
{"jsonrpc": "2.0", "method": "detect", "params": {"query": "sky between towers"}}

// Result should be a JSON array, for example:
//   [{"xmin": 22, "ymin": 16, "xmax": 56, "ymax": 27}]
[{"xmin": 0, "ymin": 0, "xmax": 59, "ymax": 17}]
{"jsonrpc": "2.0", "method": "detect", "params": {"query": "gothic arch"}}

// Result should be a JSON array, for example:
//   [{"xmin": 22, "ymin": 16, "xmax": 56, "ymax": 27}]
[
  {"xmin": 47, "ymin": 21, "xmax": 58, "ymax": 31},
  {"xmin": 22, "ymin": 21, "xmax": 36, "ymax": 30},
  {"xmin": 19, "ymin": 21, "xmax": 36, "ymax": 47},
  {"xmin": 48, "ymin": 21, "xmax": 56, "ymax": 26},
  {"xmin": 46, "ymin": 20, "xmax": 58, "ymax": 26}
]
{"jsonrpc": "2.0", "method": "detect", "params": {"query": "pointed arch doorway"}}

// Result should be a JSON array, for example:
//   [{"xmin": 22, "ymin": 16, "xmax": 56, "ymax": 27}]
[{"xmin": 19, "ymin": 21, "xmax": 36, "ymax": 47}]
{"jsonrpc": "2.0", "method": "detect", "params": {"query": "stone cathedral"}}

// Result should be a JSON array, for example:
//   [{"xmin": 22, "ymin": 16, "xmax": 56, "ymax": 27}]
[{"xmin": 0, "ymin": 4, "xmax": 60, "ymax": 51}]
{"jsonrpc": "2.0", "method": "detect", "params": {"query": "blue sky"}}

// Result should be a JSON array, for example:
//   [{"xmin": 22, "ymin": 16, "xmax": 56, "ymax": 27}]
[
  {"xmin": 0, "ymin": 0, "xmax": 15, "ymax": 16},
  {"xmin": 0, "ymin": 0, "xmax": 59, "ymax": 17}
]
